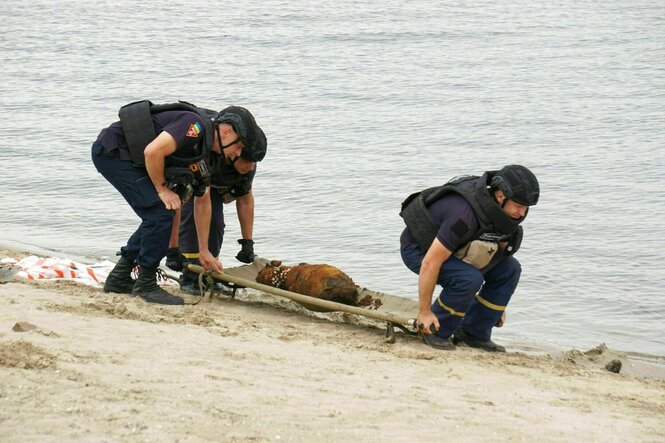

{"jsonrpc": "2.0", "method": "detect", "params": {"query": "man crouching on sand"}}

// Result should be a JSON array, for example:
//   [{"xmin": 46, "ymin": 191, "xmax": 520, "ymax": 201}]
[{"xmin": 399, "ymin": 165, "xmax": 539, "ymax": 352}]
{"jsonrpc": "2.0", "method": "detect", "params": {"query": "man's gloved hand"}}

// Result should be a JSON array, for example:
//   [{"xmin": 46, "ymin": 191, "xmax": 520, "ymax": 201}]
[
  {"xmin": 235, "ymin": 239, "xmax": 256, "ymax": 263},
  {"xmin": 505, "ymin": 226, "xmax": 523, "ymax": 256},
  {"xmin": 165, "ymin": 247, "xmax": 184, "ymax": 272}
]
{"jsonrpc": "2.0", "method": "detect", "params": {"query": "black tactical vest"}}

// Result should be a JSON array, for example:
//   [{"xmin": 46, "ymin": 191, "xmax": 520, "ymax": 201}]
[
  {"xmin": 399, "ymin": 172, "xmax": 520, "ymax": 252},
  {"xmin": 118, "ymin": 100, "xmax": 216, "ymax": 168}
]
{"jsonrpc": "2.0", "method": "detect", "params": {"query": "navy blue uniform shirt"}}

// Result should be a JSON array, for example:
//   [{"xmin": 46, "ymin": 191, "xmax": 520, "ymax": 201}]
[
  {"xmin": 400, "ymin": 193, "xmax": 479, "ymax": 252},
  {"xmin": 96, "ymin": 111, "xmax": 204, "ymax": 156}
]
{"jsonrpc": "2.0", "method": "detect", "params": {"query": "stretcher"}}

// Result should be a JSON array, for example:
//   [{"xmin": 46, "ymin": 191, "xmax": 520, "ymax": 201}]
[{"xmin": 186, "ymin": 258, "xmax": 420, "ymax": 341}]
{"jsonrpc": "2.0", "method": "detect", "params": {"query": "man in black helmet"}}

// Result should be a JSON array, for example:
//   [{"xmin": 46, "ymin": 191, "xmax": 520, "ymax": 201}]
[
  {"xmin": 91, "ymin": 101, "xmax": 259, "ymax": 305},
  {"xmin": 165, "ymin": 106, "xmax": 268, "ymax": 293},
  {"xmin": 399, "ymin": 165, "xmax": 539, "ymax": 352}
]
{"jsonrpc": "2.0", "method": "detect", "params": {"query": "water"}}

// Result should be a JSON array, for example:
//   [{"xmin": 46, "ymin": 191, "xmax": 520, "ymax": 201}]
[{"xmin": 1, "ymin": 0, "xmax": 664, "ymax": 356}]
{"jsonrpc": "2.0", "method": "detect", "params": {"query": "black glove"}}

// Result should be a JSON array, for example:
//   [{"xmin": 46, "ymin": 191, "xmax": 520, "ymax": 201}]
[
  {"xmin": 165, "ymin": 247, "xmax": 184, "ymax": 272},
  {"xmin": 506, "ymin": 226, "xmax": 523, "ymax": 256},
  {"xmin": 235, "ymin": 239, "xmax": 256, "ymax": 263}
]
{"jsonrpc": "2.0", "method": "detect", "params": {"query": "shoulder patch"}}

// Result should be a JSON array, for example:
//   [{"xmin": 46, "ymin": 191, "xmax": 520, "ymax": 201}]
[
  {"xmin": 452, "ymin": 219, "xmax": 470, "ymax": 239},
  {"xmin": 185, "ymin": 121, "xmax": 202, "ymax": 138}
]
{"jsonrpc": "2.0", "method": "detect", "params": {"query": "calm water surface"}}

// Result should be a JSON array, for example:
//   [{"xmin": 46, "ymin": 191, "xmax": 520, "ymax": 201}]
[{"xmin": 1, "ymin": 0, "xmax": 663, "ymax": 356}]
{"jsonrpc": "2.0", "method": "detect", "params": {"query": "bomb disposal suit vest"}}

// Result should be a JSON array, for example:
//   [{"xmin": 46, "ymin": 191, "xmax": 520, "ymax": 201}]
[
  {"xmin": 118, "ymin": 100, "xmax": 218, "ymax": 197},
  {"xmin": 400, "ymin": 172, "xmax": 523, "ymax": 269}
]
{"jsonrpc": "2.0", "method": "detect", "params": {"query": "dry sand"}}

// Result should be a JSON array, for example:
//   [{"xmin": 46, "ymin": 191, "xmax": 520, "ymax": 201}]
[{"xmin": 1, "ymin": 248, "xmax": 664, "ymax": 442}]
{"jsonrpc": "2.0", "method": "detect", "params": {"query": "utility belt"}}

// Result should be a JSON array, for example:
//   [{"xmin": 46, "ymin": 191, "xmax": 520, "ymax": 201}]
[
  {"xmin": 164, "ymin": 161, "xmax": 211, "ymax": 204},
  {"xmin": 212, "ymin": 186, "xmax": 238, "ymax": 204},
  {"xmin": 211, "ymin": 180, "xmax": 252, "ymax": 204},
  {"xmin": 99, "ymin": 142, "xmax": 211, "ymax": 205}
]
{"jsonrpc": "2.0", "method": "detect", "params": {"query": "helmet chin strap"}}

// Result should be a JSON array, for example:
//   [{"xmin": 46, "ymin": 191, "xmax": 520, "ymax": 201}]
[
  {"xmin": 216, "ymin": 125, "xmax": 240, "ymax": 150},
  {"xmin": 221, "ymin": 137, "xmax": 241, "ymax": 149},
  {"xmin": 216, "ymin": 125, "xmax": 242, "ymax": 167}
]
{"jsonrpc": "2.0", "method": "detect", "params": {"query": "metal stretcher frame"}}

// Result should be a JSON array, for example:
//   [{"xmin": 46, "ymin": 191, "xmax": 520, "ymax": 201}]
[{"xmin": 186, "ymin": 260, "xmax": 420, "ymax": 340}]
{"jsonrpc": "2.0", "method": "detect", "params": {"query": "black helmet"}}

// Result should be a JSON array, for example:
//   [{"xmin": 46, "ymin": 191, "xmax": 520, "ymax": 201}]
[
  {"xmin": 490, "ymin": 165, "xmax": 540, "ymax": 206},
  {"xmin": 215, "ymin": 106, "xmax": 267, "ymax": 162}
]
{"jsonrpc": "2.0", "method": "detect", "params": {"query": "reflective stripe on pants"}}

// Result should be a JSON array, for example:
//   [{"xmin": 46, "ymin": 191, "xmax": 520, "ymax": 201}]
[{"xmin": 401, "ymin": 242, "xmax": 521, "ymax": 340}]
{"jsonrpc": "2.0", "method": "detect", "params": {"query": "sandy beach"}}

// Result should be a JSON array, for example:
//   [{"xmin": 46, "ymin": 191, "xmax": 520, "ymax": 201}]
[{"xmin": 1, "ymin": 248, "xmax": 664, "ymax": 442}]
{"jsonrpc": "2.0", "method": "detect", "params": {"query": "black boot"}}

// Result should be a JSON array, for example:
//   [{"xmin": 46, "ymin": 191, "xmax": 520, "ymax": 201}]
[
  {"xmin": 132, "ymin": 266, "xmax": 184, "ymax": 305},
  {"xmin": 165, "ymin": 247, "xmax": 183, "ymax": 272},
  {"xmin": 178, "ymin": 268, "xmax": 201, "ymax": 295},
  {"xmin": 103, "ymin": 256, "xmax": 136, "ymax": 294},
  {"xmin": 420, "ymin": 332, "xmax": 456, "ymax": 350},
  {"xmin": 452, "ymin": 327, "xmax": 506, "ymax": 353}
]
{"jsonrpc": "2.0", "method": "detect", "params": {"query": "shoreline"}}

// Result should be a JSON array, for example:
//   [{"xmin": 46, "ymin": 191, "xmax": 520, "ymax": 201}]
[
  {"xmin": 1, "ymin": 248, "xmax": 664, "ymax": 440},
  {"xmin": 2, "ymin": 242, "xmax": 664, "ymax": 373}
]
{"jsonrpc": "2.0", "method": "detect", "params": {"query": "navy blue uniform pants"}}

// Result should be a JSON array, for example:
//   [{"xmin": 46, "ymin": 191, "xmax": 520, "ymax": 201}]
[
  {"xmin": 179, "ymin": 189, "xmax": 225, "ymax": 260},
  {"xmin": 91, "ymin": 141, "xmax": 174, "ymax": 268},
  {"xmin": 401, "ymin": 242, "xmax": 521, "ymax": 341}
]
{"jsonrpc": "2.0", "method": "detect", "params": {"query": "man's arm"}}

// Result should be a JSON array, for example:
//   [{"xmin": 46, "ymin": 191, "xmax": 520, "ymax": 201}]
[
  {"xmin": 235, "ymin": 191, "xmax": 254, "ymax": 239},
  {"xmin": 193, "ymin": 191, "xmax": 224, "ymax": 273},
  {"xmin": 416, "ymin": 238, "xmax": 453, "ymax": 334},
  {"xmin": 144, "ymin": 131, "xmax": 181, "ymax": 211}
]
